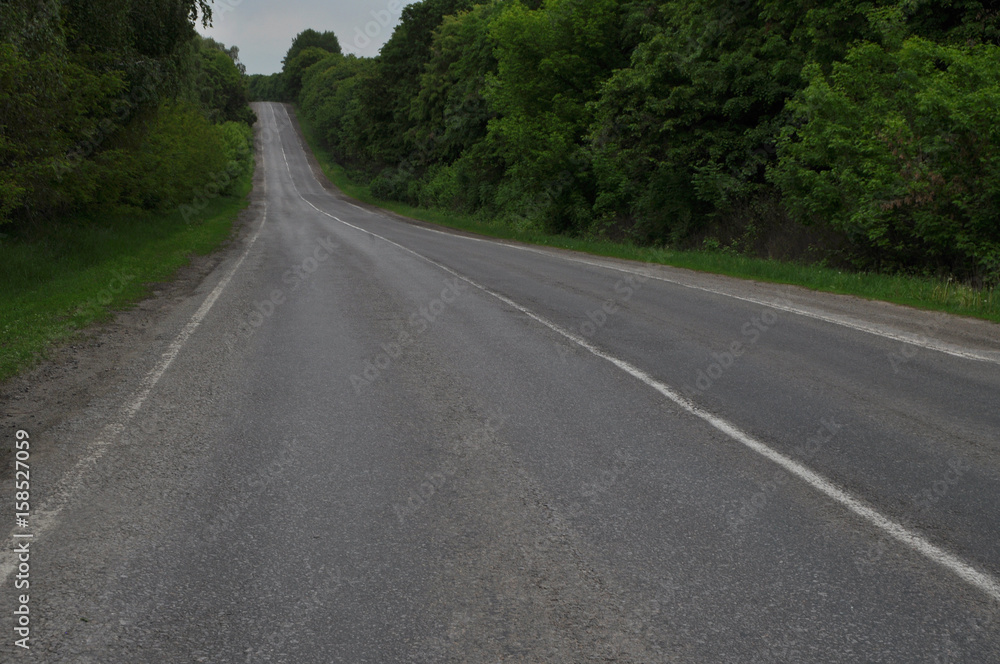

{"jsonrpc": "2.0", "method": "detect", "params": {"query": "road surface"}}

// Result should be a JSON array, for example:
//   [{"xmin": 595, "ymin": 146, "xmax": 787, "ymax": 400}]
[{"xmin": 3, "ymin": 101, "xmax": 1000, "ymax": 662}]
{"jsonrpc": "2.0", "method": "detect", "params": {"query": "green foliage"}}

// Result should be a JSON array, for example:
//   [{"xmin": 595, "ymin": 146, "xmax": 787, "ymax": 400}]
[
  {"xmin": 0, "ymin": 0, "xmax": 255, "ymax": 228},
  {"xmin": 117, "ymin": 101, "xmax": 229, "ymax": 210},
  {"xmin": 289, "ymin": 0, "xmax": 1000, "ymax": 286},
  {"xmin": 411, "ymin": 3, "xmax": 499, "ymax": 168},
  {"xmin": 275, "ymin": 30, "xmax": 344, "ymax": 103},
  {"xmin": 588, "ymin": 0, "xmax": 875, "ymax": 244},
  {"xmin": 485, "ymin": 0, "xmax": 626, "ymax": 232},
  {"xmin": 399, "ymin": 3, "xmax": 502, "ymax": 211},
  {"xmin": 185, "ymin": 37, "xmax": 256, "ymax": 124},
  {"xmin": 284, "ymin": 46, "xmax": 335, "ymax": 102},
  {"xmin": 300, "ymin": 54, "xmax": 376, "ymax": 163},
  {"xmin": 903, "ymin": 0, "xmax": 1000, "ymax": 46},
  {"xmin": 247, "ymin": 72, "xmax": 286, "ymax": 101},
  {"xmin": 772, "ymin": 37, "xmax": 1000, "ymax": 281},
  {"xmin": 283, "ymin": 29, "xmax": 342, "ymax": 67},
  {"xmin": 0, "ymin": 42, "xmax": 127, "ymax": 223},
  {"xmin": 217, "ymin": 121, "xmax": 255, "ymax": 184},
  {"xmin": 355, "ymin": 0, "xmax": 476, "ymax": 165},
  {"xmin": 0, "ymin": 0, "xmax": 65, "ymax": 53}
]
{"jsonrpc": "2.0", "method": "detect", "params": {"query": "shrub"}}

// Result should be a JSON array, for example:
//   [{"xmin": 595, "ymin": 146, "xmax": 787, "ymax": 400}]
[
  {"xmin": 217, "ymin": 121, "xmax": 254, "ymax": 191},
  {"xmin": 120, "ymin": 101, "xmax": 230, "ymax": 210},
  {"xmin": 772, "ymin": 37, "xmax": 1000, "ymax": 281},
  {"xmin": 370, "ymin": 167, "xmax": 418, "ymax": 204}
]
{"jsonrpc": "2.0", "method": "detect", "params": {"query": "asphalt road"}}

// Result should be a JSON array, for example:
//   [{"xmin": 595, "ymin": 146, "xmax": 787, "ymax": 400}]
[{"xmin": 3, "ymin": 101, "xmax": 1000, "ymax": 662}]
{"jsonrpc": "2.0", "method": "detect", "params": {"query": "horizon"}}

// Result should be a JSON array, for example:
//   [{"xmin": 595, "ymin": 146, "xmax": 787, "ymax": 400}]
[{"xmin": 197, "ymin": 0, "xmax": 416, "ymax": 75}]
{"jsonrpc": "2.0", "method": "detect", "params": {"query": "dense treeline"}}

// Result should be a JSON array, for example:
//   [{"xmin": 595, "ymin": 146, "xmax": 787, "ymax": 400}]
[
  {"xmin": 247, "ymin": 29, "xmax": 344, "ymax": 103},
  {"xmin": 267, "ymin": 1, "xmax": 1000, "ymax": 283},
  {"xmin": 0, "ymin": 0, "xmax": 256, "ymax": 228}
]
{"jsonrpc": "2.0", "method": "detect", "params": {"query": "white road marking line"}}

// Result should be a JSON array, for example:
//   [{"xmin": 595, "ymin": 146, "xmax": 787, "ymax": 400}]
[
  {"xmin": 273, "ymin": 105, "xmax": 999, "ymax": 366},
  {"xmin": 0, "ymin": 106, "xmax": 274, "ymax": 586},
  {"xmin": 271, "ymin": 119, "xmax": 1000, "ymax": 601},
  {"xmin": 419, "ymin": 223, "xmax": 1000, "ymax": 364},
  {"xmin": 506, "ymin": 247, "xmax": 1000, "ymax": 364},
  {"xmin": 274, "ymin": 105, "xmax": 371, "ymax": 216}
]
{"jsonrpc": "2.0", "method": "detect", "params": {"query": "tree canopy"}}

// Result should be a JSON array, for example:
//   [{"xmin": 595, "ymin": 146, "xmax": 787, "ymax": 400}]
[
  {"xmin": 265, "ymin": 0, "xmax": 1000, "ymax": 283},
  {"xmin": 0, "ymin": 0, "xmax": 255, "ymax": 227},
  {"xmin": 283, "ymin": 29, "xmax": 343, "ymax": 67}
]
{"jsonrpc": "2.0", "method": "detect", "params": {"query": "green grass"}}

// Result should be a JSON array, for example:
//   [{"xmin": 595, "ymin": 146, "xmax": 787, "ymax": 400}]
[
  {"xmin": 0, "ymin": 174, "xmax": 253, "ymax": 382},
  {"xmin": 296, "ymin": 111, "xmax": 999, "ymax": 324}
]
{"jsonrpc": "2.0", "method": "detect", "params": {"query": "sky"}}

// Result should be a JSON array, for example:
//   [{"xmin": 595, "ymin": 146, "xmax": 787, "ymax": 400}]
[{"xmin": 198, "ymin": 0, "xmax": 417, "ymax": 75}]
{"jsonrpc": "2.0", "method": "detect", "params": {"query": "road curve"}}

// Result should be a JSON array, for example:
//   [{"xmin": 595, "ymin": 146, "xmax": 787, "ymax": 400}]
[{"xmin": 2, "ymin": 101, "xmax": 999, "ymax": 662}]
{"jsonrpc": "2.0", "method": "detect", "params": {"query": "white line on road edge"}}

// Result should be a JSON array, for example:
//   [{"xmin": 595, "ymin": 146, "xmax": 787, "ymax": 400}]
[
  {"xmin": 275, "ymin": 105, "xmax": 999, "ymax": 366},
  {"xmin": 292, "ymin": 179, "xmax": 1000, "ymax": 603},
  {"xmin": 273, "ymin": 102, "xmax": 1000, "ymax": 599},
  {"xmin": 0, "ymin": 108, "xmax": 273, "ymax": 587},
  {"xmin": 395, "ymin": 220, "xmax": 1000, "ymax": 364},
  {"xmin": 493, "ymin": 247, "xmax": 1000, "ymax": 365}
]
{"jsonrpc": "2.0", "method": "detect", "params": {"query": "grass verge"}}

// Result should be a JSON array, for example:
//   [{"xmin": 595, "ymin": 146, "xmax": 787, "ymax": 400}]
[
  {"xmin": 0, "ymin": 174, "xmax": 252, "ymax": 382},
  {"xmin": 296, "ymin": 110, "xmax": 999, "ymax": 324}
]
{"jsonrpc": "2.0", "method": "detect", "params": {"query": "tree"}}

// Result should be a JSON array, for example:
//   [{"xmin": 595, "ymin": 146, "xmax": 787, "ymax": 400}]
[
  {"xmin": 282, "ymin": 29, "xmax": 342, "ymax": 69},
  {"xmin": 184, "ymin": 37, "xmax": 256, "ymax": 125},
  {"xmin": 356, "ymin": 0, "xmax": 475, "ymax": 165},
  {"xmin": 300, "ymin": 54, "xmax": 376, "ymax": 164},
  {"xmin": 405, "ymin": 3, "xmax": 502, "ymax": 210},
  {"xmin": 247, "ymin": 73, "xmax": 285, "ymax": 101},
  {"xmin": 771, "ymin": 37, "xmax": 1000, "ymax": 281},
  {"xmin": 0, "ymin": 0, "xmax": 255, "ymax": 227},
  {"xmin": 411, "ymin": 3, "xmax": 499, "ymax": 165},
  {"xmin": 486, "ymin": 0, "xmax": 626, "ymax": 232},
  {"xmin": 284, "ymin": 46, "xmax": 335, "ymax": 102}
]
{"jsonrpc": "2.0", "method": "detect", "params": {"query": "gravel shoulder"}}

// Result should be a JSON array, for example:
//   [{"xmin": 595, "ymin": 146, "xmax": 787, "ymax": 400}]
[{"xmin": 0, "ymin": 153, "xmax": 266, "ymax": 483}]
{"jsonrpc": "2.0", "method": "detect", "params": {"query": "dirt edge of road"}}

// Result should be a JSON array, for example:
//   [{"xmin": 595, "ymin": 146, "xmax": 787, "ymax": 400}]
[{"xmin": 0, "ymin": 141, "xmax": 267, "ymax": 480}]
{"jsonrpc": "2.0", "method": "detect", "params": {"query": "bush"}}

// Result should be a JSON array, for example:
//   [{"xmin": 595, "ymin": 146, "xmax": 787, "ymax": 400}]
[
  {"xmin": 772, "ymin": 37, "xmax": 1000, "ymax": 281},
  {"xmin": 120, "ymin": 101, "xmax": 230, "ymax": 210},
  {"xmin": 370, "ymin": 167, "xmax": 418, "ymax": 204},
  {"xmin": 418, "ymin": 163, "xmax": 462, "ymax": 209},
  {"xmin": 217, "ymin": 121, "xmax": 254, "ymax": 191}
]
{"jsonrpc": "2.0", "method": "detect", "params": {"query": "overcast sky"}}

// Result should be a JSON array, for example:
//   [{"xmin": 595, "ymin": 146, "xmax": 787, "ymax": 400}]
[{"xmin": 198, "ymin": 0, "xmax": 417, "ymax": 75}]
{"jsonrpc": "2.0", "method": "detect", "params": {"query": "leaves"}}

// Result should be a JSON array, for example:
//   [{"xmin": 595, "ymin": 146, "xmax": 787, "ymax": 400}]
[
  {"xmin": 773, "ymin": 37, "xmax": 1000, "ymax": 278},
  {"xmin": 0, "ymin": 1, "xmax": 254, "ymax": 227},
  {"xmin": 289, "ymin": 0, "xmax": 1000, "ymax": 282}
]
